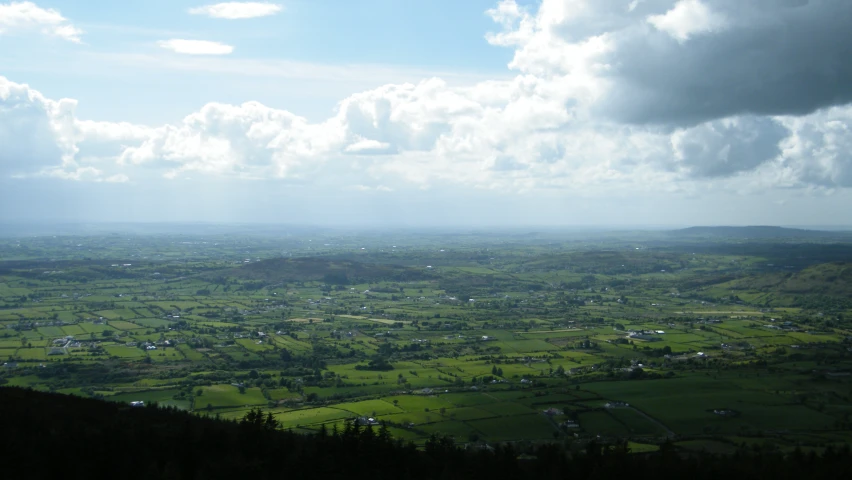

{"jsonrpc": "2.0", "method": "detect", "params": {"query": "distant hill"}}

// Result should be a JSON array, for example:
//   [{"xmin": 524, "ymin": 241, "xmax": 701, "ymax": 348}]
[
  {"xmin": 746, "ymin": 262, "xmax": 852, "ymax": 298},
  {"xmin": 782, "ymin": 262, "xmax": 852, "ymax": 297},
  {"xmin": 210, "ymin": 257, "xmax": 434, "ymax": 284},
  {"xmin": 670, "ymin": 226, "xmax": 849, "ymax": 239}
]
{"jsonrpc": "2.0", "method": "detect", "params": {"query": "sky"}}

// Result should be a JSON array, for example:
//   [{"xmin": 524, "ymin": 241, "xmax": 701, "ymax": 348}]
[{"xmin": 1, "ymin": 0, "xmax": 852, "ymax": 228}]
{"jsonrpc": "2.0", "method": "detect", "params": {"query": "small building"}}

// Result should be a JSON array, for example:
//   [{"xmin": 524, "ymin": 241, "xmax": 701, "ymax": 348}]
[
  {"xmin": 712, "ymin": 409, "xmax": 739, "ymax": 417},
  {"xmin": 355, "ymin": 416, "xmax": 380, "ymax": 426},
  {"xmin": 130, "ymin": 401, "xmax": 145, "ymax": 407}
]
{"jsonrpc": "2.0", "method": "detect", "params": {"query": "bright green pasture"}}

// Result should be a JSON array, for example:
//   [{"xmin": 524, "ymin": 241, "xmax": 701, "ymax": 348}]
[
  {"xmin": 133, "ymin": 318, "xmax": 173, "ymax": 329},
  {"xmin": 202, "ymin": 384, "xmax": 267, "ymax": 408},
  {"xmin": 36, "ymin": 326, "xmax": 65, "ymax": 337},
  {"xmin": 79, "ymin": 322, "xmax": 112, "ymax": 333},
  {"xmin": 266, "ymin": 388, "xmax": 300, "ymax": 401},
  {"xmin": 108, "ymin": 320, "xmax": 143, "ymax": 330},
  {"xmin": 236, "ymin": 338, "xmax": 275, "ymax": 352},
  {"xmin": 16, "ymin": 348, "xmax": 49, "ymax": 360},
  {"xmin": 110, "ymin": 388, "xmax": 191, "ymax": 410},
  {"xmin": 628, "ymin": 442, "xmax": 661, "ymax": 453},
  {"xmin": 177, "ymin": 344, "xmax": 206, "ymax": 361},
  {"xmin": 60, "ymin": 325, "xmax": 86, "ymax": 336},
  {"xmin": 498, "ymin": 339, "xmax": 560, "ymax": 352},
  {"xmin": 272, "ymin": 407, "xmax": 353, "ymax": 428},
  {"xmin": 383, "ymin": 394, "xmax": 455, "ymax": 412},
  {"xmin": 335, "ymin": 399, "xmax": 402, "ymax": 416}
]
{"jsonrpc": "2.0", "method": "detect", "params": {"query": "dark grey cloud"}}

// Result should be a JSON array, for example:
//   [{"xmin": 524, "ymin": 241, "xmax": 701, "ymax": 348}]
[
  {"xmin": 673, "ymin": 116, "xmax": 788, "ymax": 177},
  {"xmin": 597, "ymin": 0, "xmax": 852, "ymax": 126}
]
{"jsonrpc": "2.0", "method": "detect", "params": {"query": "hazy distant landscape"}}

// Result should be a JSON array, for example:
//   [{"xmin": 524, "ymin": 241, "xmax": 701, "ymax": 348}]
[{"xmin": 2, "ymin": 224, "xmax": 852, "ymax": 457}]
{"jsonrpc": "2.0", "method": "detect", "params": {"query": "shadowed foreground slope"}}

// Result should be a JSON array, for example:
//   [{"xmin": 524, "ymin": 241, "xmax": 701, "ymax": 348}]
[{"xmin": 1, "ymin": 387, "xmax": 851, "ymax": 480}]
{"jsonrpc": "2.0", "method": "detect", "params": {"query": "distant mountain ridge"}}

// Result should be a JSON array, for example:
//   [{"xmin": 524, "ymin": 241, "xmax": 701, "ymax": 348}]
[{"xmin": 670, "ymin": 226, "xmax": 851, "ymax": 239}]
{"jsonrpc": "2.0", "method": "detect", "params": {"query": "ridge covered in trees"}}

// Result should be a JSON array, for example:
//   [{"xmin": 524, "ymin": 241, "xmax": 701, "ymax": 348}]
[{"xmin": 2, "ymin": 387, "xmax": 851, "ymax": 480}]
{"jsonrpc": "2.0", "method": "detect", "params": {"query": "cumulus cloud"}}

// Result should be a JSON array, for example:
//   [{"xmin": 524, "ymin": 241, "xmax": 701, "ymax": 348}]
[
  {"xmin": 670, "ymin": 116, "xmax": 789, "ymax": 178},
  {"xmin": 344, "ymin": 138, "xmax": 393, "ymax": 155},
  {"xmin": 188, "ymin": 2, "xmax": 282, "ymax": 19},
  {"xmin": 0, "ymin": 76, "xmax": 150, "ymax": 182},
  {"xmin": 647, "ymin": 0, "xmax": 728, "ymax": 42},
  {"xmin": 777, "ymin": 107, "xmax": 852, "ymax": 188},
  {"xmin": 157, "ymin": 39, "xmax": 234, "ymax": 55},
  {"xmin": 1, "ymin": 76, "xmax": 77, "ymax": 174},
  {"xmin": 117, "ymin": 100, "xmax": 346, "ymax": 179},
  {"xmin": 3, "ymin": 0, "xmax": 852, "ymax": 199},
  {"xmin": 488, "ymin": 0, "xmax": 852, "ymax": 126},
  {"xmin": 0, "ymin": 1, "xmax": 82, "ymax": 42}
]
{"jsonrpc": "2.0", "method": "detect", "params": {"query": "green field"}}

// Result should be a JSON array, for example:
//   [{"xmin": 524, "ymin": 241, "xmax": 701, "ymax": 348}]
[
  {"xmin": 2, "ymin": 229, "xmax": 852, "ymax": 449},
  {"xmin": 199, "ymin": 384, "xmax": 268, "ymax": 408}
]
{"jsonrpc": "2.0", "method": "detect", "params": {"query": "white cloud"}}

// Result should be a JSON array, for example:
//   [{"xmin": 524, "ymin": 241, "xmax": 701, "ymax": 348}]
[
  {"xmin": 776, "ymin": 108, "xmax": 852, "ymax": 188},
  {"xmin": 627, "ymin": 1, "xmax": 644, "ymax": 13},
  {"xmin": 3, "ymin": 0, "xmax": 852, "ymax": 205},
  {"xmin": 1, "ymin": 76, "xmax": 151, "ymax": 182},
  {"xmin": 344, "ymin": 138, "xmax": 392, "ymax": 154},
  {"xmin": 0, "ymin": 1, "xmax": 82, "ymax": 42},
  {"xmin": 486, "ymin": 0, "xmax": 852, "ymax": 125},
  {"xmin": 647, "ymin": 0, "xmax": 727, "ymax": 42},
  {"xmin": 350, "ymin": 184, "xmax": 393, "ymax": 192},
  {"xmin": 188, "ymin": 2, "xmax": 282, "ymax": 19},
  {"xmin": 157, "ymin": 39, "xmax": 234, "ymax": 55}
]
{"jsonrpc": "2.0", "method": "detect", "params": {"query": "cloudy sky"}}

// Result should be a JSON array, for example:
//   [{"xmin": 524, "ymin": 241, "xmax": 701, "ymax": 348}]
[{"xmin": 2, "ymin": 0, "xmax": 851, "ymax": 227}]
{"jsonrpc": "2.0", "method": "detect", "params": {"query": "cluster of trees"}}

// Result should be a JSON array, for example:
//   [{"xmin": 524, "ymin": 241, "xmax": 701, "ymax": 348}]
[
  {"xmin": 4, "ymin": 386, "xmax": 852, "ymax": 480},
  {"xmin": 355, "ymin": 356, "xmax": 394, "ymax": 371}
]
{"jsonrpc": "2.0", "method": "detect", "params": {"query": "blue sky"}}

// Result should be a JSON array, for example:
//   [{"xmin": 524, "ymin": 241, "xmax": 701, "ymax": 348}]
[
  {"xmin": 2, "ymin": 1, "xmax": 852, "ymax": 227},
  {"xmin": 3, "ymin": 0, "xmax": 515, "ymax": 123}
]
